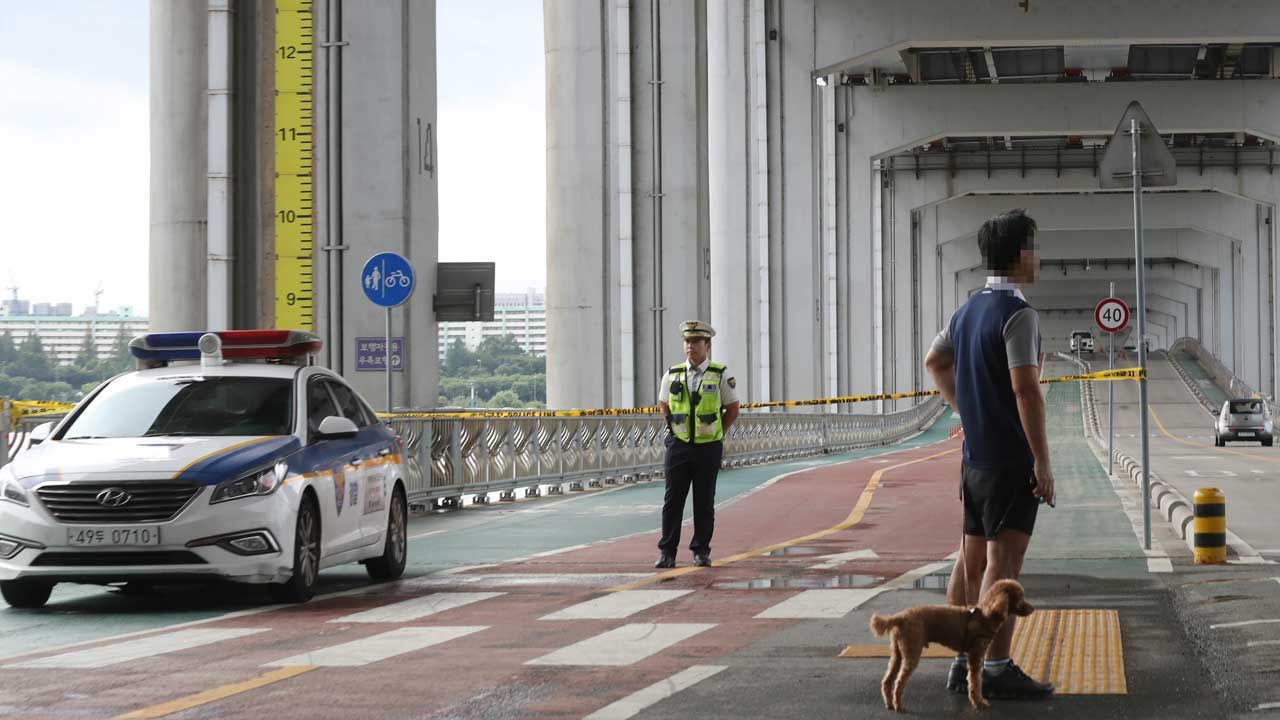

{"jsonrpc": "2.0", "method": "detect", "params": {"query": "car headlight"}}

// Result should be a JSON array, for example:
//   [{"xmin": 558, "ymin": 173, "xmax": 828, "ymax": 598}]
[
  {"xmin": 0, "ymin": 470, "xmax": 28, "ymax": 507},
  {"xmin": 210, "ymin": 461, "xmax": 286, "ymax": 504}
]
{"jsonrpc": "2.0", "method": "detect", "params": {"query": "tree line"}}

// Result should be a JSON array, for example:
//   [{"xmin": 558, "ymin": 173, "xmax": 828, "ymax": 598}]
[
  {"xmin": 438, "ymin": 334, "xmax": 546, "ymax": 409},
  {"xmin": 0, "ymin": 332, "xmax": 133, "ymax": 403},
  {"xmin": 2, "ymin": 328, "xmax": 546, "ymax": 409}
]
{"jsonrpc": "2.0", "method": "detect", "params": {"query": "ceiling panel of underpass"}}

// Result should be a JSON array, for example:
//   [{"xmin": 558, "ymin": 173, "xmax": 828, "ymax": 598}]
[{"xmin": 865, "ymin": 43, "xmax": 1276, "ymax": 84}]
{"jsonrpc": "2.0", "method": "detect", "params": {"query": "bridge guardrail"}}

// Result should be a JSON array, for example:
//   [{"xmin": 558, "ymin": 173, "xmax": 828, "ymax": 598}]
[
  {"xmin": 384, "ymin": 398, "xmax": 945, "ymax": 507},
  {"xmin": 0, "ymin": 394, "xmax": 945, "ymax": 506},
  {"xmin": 1170, "ymin": 336, "xmax": 1263, "ymax": 401}
]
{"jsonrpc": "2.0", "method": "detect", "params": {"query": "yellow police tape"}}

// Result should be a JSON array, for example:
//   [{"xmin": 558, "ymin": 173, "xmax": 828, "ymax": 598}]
[
  {"xmin": 1, "ymin": 367, "xmax": 1146, "ymax": 427},
  {"xmin": 379, "ymin": 366, "xmax": 1147, "ymax": 420}
]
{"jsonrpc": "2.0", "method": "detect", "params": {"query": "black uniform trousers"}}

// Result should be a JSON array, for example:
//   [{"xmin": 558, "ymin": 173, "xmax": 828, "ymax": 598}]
[{"xmin": 658, "ymin": 435, "xmax": 723, "ymax": 556}]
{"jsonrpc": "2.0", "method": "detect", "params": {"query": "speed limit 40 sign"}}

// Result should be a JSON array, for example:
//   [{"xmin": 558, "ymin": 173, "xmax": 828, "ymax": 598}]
[{"xmin": 1095, "ymin": 297, "xmax": 1131, "ymax": 334}]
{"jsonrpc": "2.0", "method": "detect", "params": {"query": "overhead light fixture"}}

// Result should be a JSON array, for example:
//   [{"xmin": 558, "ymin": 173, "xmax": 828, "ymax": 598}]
[{"xmin": 815, "ymin": 76, "xmax": 829, "ymax": 87}]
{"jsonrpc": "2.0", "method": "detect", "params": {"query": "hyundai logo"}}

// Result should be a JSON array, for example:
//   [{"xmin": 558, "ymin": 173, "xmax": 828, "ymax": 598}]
[{"xmin": 96, "ymin": 488, "xmax": 132, "ymax": 507}]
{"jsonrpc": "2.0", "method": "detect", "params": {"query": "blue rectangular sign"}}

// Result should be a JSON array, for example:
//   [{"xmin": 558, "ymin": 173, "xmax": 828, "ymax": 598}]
[{"xmin": 355, "ymin": 337, "xmax": 404, "ymax": 371}]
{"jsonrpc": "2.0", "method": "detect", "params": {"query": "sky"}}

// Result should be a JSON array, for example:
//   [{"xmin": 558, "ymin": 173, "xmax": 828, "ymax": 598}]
[{"xmin": 0, "ymin": 0, "xmax": 545, "ymax": 317}]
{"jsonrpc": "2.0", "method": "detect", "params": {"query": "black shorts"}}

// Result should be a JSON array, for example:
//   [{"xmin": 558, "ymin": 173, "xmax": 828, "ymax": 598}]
[{"xmin": 961, "ymin": 462, "xmax": 1039, "ymax": 539}]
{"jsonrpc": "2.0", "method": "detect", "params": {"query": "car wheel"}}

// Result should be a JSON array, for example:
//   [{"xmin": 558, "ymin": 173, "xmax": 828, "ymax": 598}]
[
  {"xmin": 1215, "ymin": 435, "xmax": 1223, "ymax": 447},
  {"xmin": 0, "ymin": 580, "xmax": 54, "ymax": 609},
  {"xmin": 1264, "ymin": 439, "xmax": 1273, "ymax": 447},
  {"xmin": 270, "ymin": 495, "xmax": 320, "ymax": 604},
  {"xmin": 366, "ymin": 487, "xmax": 408, "ymax": 581}
]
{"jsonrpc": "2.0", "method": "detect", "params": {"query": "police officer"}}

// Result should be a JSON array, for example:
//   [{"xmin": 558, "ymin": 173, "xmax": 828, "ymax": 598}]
[{"xmin": 655, "ymin": 320, "xmax": 741, "ymax": 568}]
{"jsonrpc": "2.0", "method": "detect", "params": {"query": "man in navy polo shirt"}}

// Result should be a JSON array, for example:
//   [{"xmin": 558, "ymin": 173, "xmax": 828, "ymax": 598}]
[{"xmin": 925, "ymin": 208, "xmax": 1056, "ymax": 700}]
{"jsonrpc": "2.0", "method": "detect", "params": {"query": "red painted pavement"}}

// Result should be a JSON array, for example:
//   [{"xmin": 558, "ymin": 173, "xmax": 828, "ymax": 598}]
[{"xmin": 2, "ymin": 435, "xmax": 969, "ymax": 719}]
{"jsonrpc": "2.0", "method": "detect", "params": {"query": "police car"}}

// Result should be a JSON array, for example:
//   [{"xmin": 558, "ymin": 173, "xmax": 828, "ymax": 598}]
[{"xmin": 0, "ymin": 330, "xmax": 408, "ymax": 608}]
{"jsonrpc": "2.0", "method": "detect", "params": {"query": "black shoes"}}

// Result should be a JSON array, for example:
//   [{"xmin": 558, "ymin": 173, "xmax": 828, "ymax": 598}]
[
  {"xmin": 980, "ymin": 662, "xmax": 1054, "ymax": 699},
  {"xmin": 654, "ymin": 553, "xmax": 711, "ymax": 568},
  {"xmin": 946, "ymin": 658, "xmax": 969, "ymax": 694},
  {"xmin": 947, "ymin": 659, "xmax": 1054, "ymax": 699}
]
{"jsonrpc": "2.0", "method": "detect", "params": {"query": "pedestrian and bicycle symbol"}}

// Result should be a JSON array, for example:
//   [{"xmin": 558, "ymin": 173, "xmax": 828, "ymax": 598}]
[
  {"xmin": 361, "ymin": 252, "xmax": 415, "ymax": 308},
  {"xmin": 1095, "ymin": 297, "xmax": 1130, "ymax": 334},
  {"xmin": 361, "ymin": 252, "xmax": 415, "ymax": 411}
]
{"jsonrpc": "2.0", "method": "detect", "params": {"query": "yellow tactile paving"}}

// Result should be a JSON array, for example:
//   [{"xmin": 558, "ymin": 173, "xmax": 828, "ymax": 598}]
[{"xmin": 842, "ymin": 608, "xmax": 1126, "ymax": 695}]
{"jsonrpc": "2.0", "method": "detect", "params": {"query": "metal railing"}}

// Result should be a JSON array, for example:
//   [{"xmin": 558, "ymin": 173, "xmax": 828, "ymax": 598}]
[
  {"xmin": 385, "ymin": 398, "xmax": 945, "ymax": 506},
  {"xmin": 2, "ymin": 402, "xmax": 67, "ymax": 467},
  {"xmin": 1168, "ymin": 336, "xmax": 1263, "ymax": 406},
  {"xmin": 1, "ymin": 397, "xmax": 945, "ymax": 508}
]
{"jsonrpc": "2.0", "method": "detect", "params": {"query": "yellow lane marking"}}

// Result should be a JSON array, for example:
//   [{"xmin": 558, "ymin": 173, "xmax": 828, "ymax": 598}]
[
  {"xmin": 112, "ymin": 665, "xmax": 315, "ymax": 719},
  {"xmin": 842, "ymin": 609, "xmax": 1126, "ymax": 695},
  {"xmin": 606, "ymin": 447, "xmax": 960, "ymax": 592},
  {"xmin": 1148, "ymin": 405, "xmax": 1280, "ymax": 466}
]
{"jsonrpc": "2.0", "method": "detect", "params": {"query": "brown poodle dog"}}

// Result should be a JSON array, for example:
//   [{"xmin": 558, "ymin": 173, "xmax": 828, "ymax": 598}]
[{"xmin": 869, "ymin": 579, "xmax": 1035, "ymax": 712}]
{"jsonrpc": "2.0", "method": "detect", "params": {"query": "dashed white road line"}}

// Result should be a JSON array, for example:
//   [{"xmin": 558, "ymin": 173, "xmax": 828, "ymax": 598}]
[
  {"xmin": 756, "ymin": 559, "xmax": 954, "ymax": 619},
  {"xmin": 526, "ymin": 623, "xmax": 715, "ymax": 666},
  {"xmin": 265, "ymin": 626, "xmax": 487, "ymax": 667},
  {"xmin": 541, "ymin": 590, "xmax": 693, "ymax": 620},
  {"xmin": 584, "ymin": 665, "xmax": 728, "ymax": 720},
  {"xmin": 6, "ymin": 628, "xmax": 268, "ymax": 669},
  {"xmin": 1247, "ymin": 640, "xmax": 1280, "ymax": 648},
  {"xmin": 1210, "ymin": 619, "xmax": 1280, "ymax": 630},
  {"xmin": 329, "ymin": 592, "xmax": 504, "ymax": 624},
  {"xmin": 754, "ymin": 590, "xmax": 880, "ymax": 619},
  {"xmin": 807, "ymin": 549, "xmax": 879, "ymax": 570}
]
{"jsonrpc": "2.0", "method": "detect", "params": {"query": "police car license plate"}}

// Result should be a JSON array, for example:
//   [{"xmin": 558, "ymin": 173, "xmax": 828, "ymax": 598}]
[{"xmin": 68, "ymin": 527, "xmax": 162, "ymax": 547}]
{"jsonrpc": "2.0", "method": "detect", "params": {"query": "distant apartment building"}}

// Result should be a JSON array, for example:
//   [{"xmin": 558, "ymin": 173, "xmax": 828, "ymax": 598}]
[
  {"xmin": 0, "ymin": 307, "xmax": 148, "ymax": 366},
  {"xmin": 438, "ymin": 289, "xmax": 546, "ymax": 359}
]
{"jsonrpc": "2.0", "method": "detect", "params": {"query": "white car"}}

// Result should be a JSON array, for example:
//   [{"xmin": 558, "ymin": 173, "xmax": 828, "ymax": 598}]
[
  {"xmin": 0, "ymin": 330, "xmax": 409, "ymax": 608},
  {"xmin": 1215, "ymin": 397, "xmax": 1274, "ymax": 447},
  {"xmin": 1070, "ymin": 331, "xmax": 1095, "ymax": 354}
]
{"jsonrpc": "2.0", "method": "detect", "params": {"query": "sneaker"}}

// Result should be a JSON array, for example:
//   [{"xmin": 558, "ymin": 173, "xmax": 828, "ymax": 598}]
[
  {"xmin": 693, "ymin": 554, "xmax": 712, "ymax": 567},
  {"xmin": 654, "ymin": 554, "xmax": 676, "ymax": 569},
  {"xmin": 981, "ymin": 662, "xmax": 1054, "ymax": 699},
  {"xmin": 946, "ymin": 657, "xmax": 968, "ymax": 694}
]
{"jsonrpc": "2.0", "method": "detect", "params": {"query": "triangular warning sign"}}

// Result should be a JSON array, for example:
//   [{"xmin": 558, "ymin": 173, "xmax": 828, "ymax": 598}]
[{"xmin": 1098, "ymin": 101, "xmax": 1178, "ymax": 189}]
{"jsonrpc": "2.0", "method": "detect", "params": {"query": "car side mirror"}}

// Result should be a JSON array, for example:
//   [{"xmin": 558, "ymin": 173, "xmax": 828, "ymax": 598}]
[
  {"xmin": 28, "ymin": 422, "xmax": 55, "ymax": 446},
  {"xmin": 316, "ymin": 415, "xmax": 359, "ymax": 439}
]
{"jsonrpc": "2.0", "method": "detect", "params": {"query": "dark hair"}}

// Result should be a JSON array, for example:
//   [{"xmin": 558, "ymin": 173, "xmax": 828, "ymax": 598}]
[{"xmin": 978, "ymin": 209, "xmax": 1037, "ymax": 274}]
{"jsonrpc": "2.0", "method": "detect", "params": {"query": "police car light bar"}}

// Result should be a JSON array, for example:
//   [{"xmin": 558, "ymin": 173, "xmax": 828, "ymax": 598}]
[{"xmin": 129, "ymin": 330, "xmax": 323, "ymax": 366}]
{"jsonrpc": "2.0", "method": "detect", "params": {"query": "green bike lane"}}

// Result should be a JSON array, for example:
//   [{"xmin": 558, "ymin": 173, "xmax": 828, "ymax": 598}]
[{"xmin": 0, "ymin": 411, "xmax": 959, "ymax": 662}]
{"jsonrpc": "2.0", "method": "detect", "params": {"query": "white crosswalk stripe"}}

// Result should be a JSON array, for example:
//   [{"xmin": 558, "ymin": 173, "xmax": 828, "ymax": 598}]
[
  {"xmin": 6, "ymin": 628, "xmax": 268, "ymax": 669},
  {"xmin": 265, "ymin": 626, "xmax": 487, "ymax": 667},
  {"xmin": 329, "ymin": 592, "xmax": 504, "ymax": 623},
  {"xmin": 585, "ymin": 665, "xmax": 728, "ymax": 719},
  {"xmin": 526, "ymin": 623, "xmax": 715, "ymax": 666},
  {"xmin": 754, "ymin": 589, "xmax": 880, "ymax": 619},
  {"xmin": 540, "ymin": 590, "xmax": 692, "ymax": 620}
]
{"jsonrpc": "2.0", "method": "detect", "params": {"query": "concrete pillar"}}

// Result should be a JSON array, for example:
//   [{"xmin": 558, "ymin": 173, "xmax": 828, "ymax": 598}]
[
  {"xmin": 766, "ymin": 0, "xmax": 820, "ymax": 404},
  {"xmin": 336, "ymin": 0, "xmax": 437, "ymax": 409},
  {"xmin": 708, "ymin": 0, "xmax": 750, "ymax": 395},
  {"xmin": 150, "ymin": 0, "xmax": 208, "ymax": 332},
  {"xmin": 544, "ymin": 1, "xmax": 608, "ymax": 409}
]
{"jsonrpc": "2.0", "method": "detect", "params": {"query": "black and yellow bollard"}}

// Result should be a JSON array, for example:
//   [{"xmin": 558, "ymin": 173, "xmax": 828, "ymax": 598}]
[{"xmin": 1193, "ymin": 487, "xmax": 1226, "ymax": 564}]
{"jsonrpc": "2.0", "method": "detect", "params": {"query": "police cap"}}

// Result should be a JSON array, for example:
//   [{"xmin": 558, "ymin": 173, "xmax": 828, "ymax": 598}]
[{"xmin": 679, "ymin": 320, "xmax": 715, "ymax": 339}]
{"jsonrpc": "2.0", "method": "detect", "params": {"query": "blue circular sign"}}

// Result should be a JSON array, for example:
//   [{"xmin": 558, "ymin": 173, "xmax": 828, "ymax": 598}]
[{"xmin": 361, "ymin": 252, "xmax": 415, "ymax": 308}]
